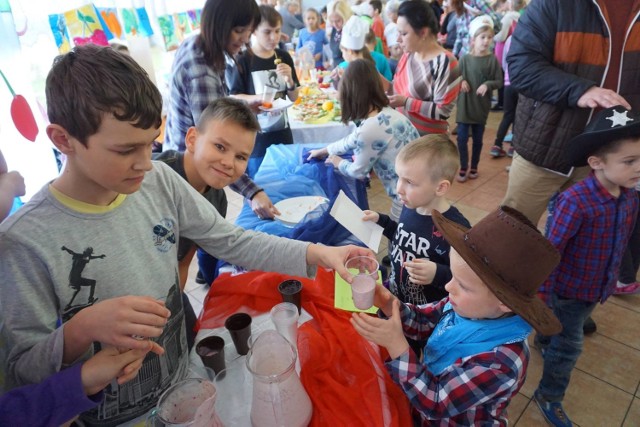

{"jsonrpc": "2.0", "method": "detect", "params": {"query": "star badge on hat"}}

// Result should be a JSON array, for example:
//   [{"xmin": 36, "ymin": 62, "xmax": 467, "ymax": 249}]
[
  {"xmin": 566, "ymin": 105, "xmax": 640, "ymax": 166},
  {"xmin": 607, "ymin": 109, "xmax": 633, "ymax": 128}
]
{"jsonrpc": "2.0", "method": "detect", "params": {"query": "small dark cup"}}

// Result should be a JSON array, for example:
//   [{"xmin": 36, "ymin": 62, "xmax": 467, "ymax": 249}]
[
  {"xmin": 224, "ymin": 313, "xmax": 252, "ymax": 355},
  {"xmin": 278, "ymin": 280, "xmax": 302, "ymax": 314},
  {"xmin": 196, "ymin": 336, "xmax": 226, "ymax": 374}
]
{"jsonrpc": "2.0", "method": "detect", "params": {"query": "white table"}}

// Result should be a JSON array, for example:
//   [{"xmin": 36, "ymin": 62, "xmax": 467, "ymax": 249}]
[
  {"xmin": 290, "ymin": 117, "xmax": 355, "ymax": 145},
  {"xmin": 288, "ymin": 105, "xmax": 355, "ymax": 145}
]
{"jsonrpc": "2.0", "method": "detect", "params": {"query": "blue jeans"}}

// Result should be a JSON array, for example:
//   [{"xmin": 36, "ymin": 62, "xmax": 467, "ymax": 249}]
[
  {"xmin": 536, "ymin": 293, "xmax": 597, "ymax": 402},
  {"xmin": 197, "ymin": 248, "xmax": 220, "ymax": 287},
  {"xmin": 456, "ymin": 123, "xmax": 485, "ymax": 171}
]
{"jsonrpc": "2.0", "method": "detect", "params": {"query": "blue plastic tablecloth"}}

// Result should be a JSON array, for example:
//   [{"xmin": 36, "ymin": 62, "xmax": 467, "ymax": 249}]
[{"xmin": 234, "ymin": 144, "xmax": 369, "ymax": 247}]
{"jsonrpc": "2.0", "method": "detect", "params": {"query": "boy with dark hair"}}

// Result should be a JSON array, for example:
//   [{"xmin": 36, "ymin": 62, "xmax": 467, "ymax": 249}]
[
  {"xmin": 0, "ymin": 151, "xmax": 159, "ymax": 426},
  {"xmin": 352, "ymin": 205, "xmax": 562, "ymax": 425},
  {"xmin": 229, "ymin": 5, "xmax": 299, "ymax": 177},
  {"xmin": 533, "ymin": 106, "xmax": 640, "ymax": 427},
  {"xmin": 156, "ymin": 97, "xmax": 260, "ymax": 291},
  {"xmin": 155, "ymin": 97, "xmax": 260, "ymax": 350},
  {"xmin": 0, "ymin": 44, "xmax": 369, "ymax": 426}
]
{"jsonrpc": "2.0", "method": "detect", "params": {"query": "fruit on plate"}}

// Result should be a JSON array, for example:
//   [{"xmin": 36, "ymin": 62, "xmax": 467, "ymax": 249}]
[
  {"xmin": 322, "ymin": 101, "xmax": 334, "ymax": 111},
  {"xmin": 262, "ymin": 101, "xmax": 273, "ymax": 109},
  {"xmin": 319, "ymin": 82, "xmax": 331, "ymax": 89},
  {"xmin": 292, "ymin": 90, "xmax": 341, "ymax": 123}
]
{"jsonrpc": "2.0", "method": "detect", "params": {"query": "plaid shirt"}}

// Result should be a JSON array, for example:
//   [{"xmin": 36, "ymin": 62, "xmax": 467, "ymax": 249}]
[
  {"xmin": 163, "ymin": 36, "xmax": 261, "ymax": 199},
  {"xmin": 541, "ymin": 172, "xmax": 639, "ymax": 302},
  {"xmin": 453, "ymin": 0, "xmax": 500, "ymax": 57},
  {"xmin": 386, "ymin": 298, "xmax": 529, "ymax": 426}
]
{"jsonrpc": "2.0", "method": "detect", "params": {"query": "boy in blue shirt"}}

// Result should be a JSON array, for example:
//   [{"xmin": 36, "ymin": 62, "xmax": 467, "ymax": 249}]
[
  {"xmin": 363, "ymin": 134, "xmax": 470, "ymax": 355},
  {"xmin": 534, "ymin": 106, "xmax": 640, "ymax": 427}
]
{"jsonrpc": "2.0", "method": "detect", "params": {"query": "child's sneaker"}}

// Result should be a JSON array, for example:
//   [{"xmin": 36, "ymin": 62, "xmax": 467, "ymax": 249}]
[
  {"xmin": 468, "ymin": 169, "xmax": 479, "ymax": 179},
  {"xmin": 614, "ymin": 281, "xmax": 640, "ymax": 295},
  {"xmin": 534, "ymin": 391, "xmax": 573, "ymax": 427},
  {"xmin": 490, "ymin": 145, "xmax": 506, "ymax": 158},
  {"xmin": 456, "ymin": 170, "xmax": 468, "ymax": 182},
  {"xmin": 507, "ymin": 146, "xmax": 515, "ymax": 157},
  {"xmin": 583, "ymin": 316, "xmax": 597, "ymax": 335},
  {"xmin": 195, "ymin": 271, "xmax": 206, "ymax": 285}
]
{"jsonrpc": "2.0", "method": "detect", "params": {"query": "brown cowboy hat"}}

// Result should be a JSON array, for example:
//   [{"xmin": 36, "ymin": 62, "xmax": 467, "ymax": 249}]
[
  {"xmin": 567, "ymin": 106, "xmax": 640, "ymax": 167},
  {"xmin": 433, "ymin": 206, "xmax": 562, "ymax": 336}
]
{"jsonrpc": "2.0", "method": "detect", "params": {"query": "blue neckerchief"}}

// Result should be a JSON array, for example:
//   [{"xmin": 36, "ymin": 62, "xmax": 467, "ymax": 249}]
[{"xmin": 424, "ymin": 302, "xmax": 532, "ymax": 375}]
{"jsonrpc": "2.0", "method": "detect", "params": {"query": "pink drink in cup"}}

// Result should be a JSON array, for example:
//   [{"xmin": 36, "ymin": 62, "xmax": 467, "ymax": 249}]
[
  {"xmin": 351, "ymin": 275, "xmax": 376, "ymax": 309},
  {"xmin": 345, "ymin": 256, "xmax": 379, "ymax": 310}
]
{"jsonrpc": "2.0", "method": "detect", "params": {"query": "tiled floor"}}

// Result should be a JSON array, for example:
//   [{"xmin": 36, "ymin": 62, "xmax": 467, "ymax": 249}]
[{"xmin": 184, "ymin": 111, "xmax": 640, "ymax": 426}]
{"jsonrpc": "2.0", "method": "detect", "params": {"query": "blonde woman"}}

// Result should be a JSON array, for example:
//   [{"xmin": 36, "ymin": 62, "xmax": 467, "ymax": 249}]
[{"xmin": 327, "ymin": 0, "xmax": 353, "ymax": 67}]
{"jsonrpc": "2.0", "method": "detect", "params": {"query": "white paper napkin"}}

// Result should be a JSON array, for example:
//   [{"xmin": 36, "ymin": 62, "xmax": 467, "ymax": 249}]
[{"xmin": 330, "ymin": 190, "xmax": 383, "ymax": 251}]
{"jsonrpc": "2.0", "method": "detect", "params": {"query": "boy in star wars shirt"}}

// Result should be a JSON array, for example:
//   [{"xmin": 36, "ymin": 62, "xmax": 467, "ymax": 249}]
[
  {"xmin": 363, "ymin": 135, "xmax": 469, "ymax": 354},
  {"xmin": 365, "ymin": 135, "xmax": 469, "ymax": 305}
]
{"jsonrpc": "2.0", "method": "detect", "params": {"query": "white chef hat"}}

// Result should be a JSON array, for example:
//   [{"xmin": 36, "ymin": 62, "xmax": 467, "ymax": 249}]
[
  {"xmin": 385, "ymin": 25, "xmax": 399, "ymax": 48},
  {"xmin": 341, "ymin": 16, "xmax": 371, "ymax": 50},
  {"xmin": 468, "ymin": 14, "xmax": 494, "ymax": 38},
  {"xmin": 352, "ymin": 1, "xmax": 374, "ymax": 18}
]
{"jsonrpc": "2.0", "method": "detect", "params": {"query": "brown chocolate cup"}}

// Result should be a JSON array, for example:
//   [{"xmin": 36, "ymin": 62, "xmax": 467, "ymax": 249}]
[
  {"xmin": 278, "ymin": 280, "xmax": 302, "ymax": 313},
  {"xmin": 224, "ymin": 313, "xmax": 252, "ymax": 355},
  {"xmin": 196, "ymin": 336, "xmax": 226, "ymax": 374}
]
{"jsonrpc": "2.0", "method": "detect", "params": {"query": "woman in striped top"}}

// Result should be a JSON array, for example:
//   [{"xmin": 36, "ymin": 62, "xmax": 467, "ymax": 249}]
[{"xmin": 389, "ymin": 0, "xmax": 461, "ymax": 136}]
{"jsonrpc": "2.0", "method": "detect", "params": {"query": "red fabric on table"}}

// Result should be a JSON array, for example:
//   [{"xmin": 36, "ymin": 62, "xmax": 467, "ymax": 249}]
[{"xmin": 197, "ymin": 268, "xmax": 412, "ymax": 426}]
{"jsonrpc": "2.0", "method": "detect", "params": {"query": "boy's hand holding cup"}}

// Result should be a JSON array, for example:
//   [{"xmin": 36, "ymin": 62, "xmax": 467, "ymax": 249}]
[
  {"xmin": 79, "ymin": 296, "xmax": 171, "ymax": 351},
  {"xmin": 350, "ymin": 297, "xmax": 409, "ymax": 358}
]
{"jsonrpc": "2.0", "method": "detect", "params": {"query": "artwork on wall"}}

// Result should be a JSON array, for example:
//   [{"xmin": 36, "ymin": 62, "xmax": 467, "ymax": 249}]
[
  {"xmin": 47, "ymin": 3, "xmax": 201, "ymax": 53},
  {"xmin": 63, "ymin": 4, "xmax": 109, "ymax": 47},
  {"xmin": 98, "ymin": 7, "xmax": 122, "ymax": 39},
  {"xmin": 157, "ymin": 9, "xmax": 202, "ymax": 51}
]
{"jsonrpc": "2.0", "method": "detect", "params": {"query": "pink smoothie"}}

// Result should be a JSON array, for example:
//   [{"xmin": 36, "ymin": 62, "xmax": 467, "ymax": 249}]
[{"xmin": 351, "ymin": 275, "xmax": 375, "ymax": 310}]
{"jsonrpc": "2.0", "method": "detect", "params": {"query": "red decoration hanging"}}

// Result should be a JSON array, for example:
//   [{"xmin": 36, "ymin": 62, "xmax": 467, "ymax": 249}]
[{"xmin": 0, "ymin": 69, "xmax": 38, "ymax": 142}]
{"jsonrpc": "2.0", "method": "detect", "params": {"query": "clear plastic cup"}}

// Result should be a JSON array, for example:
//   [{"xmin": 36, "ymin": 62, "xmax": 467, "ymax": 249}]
[
  {"xmin": 270, "ymin": 302, "xmax": 299, "ymax": 346},
  {"xmin": 345, "ymin": 256, "xmax": 379, "ymax": 310},
  {"xmin": 261, "ymin": 87, "xmax": 277, "ymax": 109}
]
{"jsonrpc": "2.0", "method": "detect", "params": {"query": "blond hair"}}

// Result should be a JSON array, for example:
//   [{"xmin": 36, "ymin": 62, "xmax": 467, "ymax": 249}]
[
  {"xmin": 397, "ymin": 134, "xmax": 460, "ymax": 183},
  {"xmin": 329, "ymin": 0, "xmax": 352, "ymax": 22}
]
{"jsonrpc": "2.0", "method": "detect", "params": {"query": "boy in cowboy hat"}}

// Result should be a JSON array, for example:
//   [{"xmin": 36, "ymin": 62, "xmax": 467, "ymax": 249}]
[
  {"xmin": 533, "ymin": 105, "xmax": 640, "ymax": 427},
  {"xmin": 351, "ymin": 205, "xmax": 562, "ymax": 425}
]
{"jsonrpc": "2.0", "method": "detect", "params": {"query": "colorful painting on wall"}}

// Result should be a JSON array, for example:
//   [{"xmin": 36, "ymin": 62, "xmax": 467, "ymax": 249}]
[
  {"xmin": 63, "ymin": 4, "xmax": 108, "ymax": 47},
  {"xmin": 175, "ymin": 12, "xmax": 190, "ymax": 38},
  {"xmin": 135, "ymin": 7, "xmax": 153, "ymax": 37},
  {"xmin": 49, "ymin": 13, "xmax": 71, "ymax": 53},
  {"xmin": 187, "ymin": 10, "xmax": 199, "ymax": 31},
  {"xmin": 121, "ymin": 8, "xmax": 139, "ymax": 36},
  {"xmin": 158, "ymin": 14, "xmax": 179, "ymax": 51},
  {"xmin": 97, "ymin": 7, "xmax": 121, "ymax": 39}
]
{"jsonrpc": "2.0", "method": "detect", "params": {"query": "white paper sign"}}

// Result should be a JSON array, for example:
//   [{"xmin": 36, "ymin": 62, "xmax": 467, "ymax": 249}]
[{"xmin": 330, "ymin": 190, "xmax": 383, "ymax": 251}]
